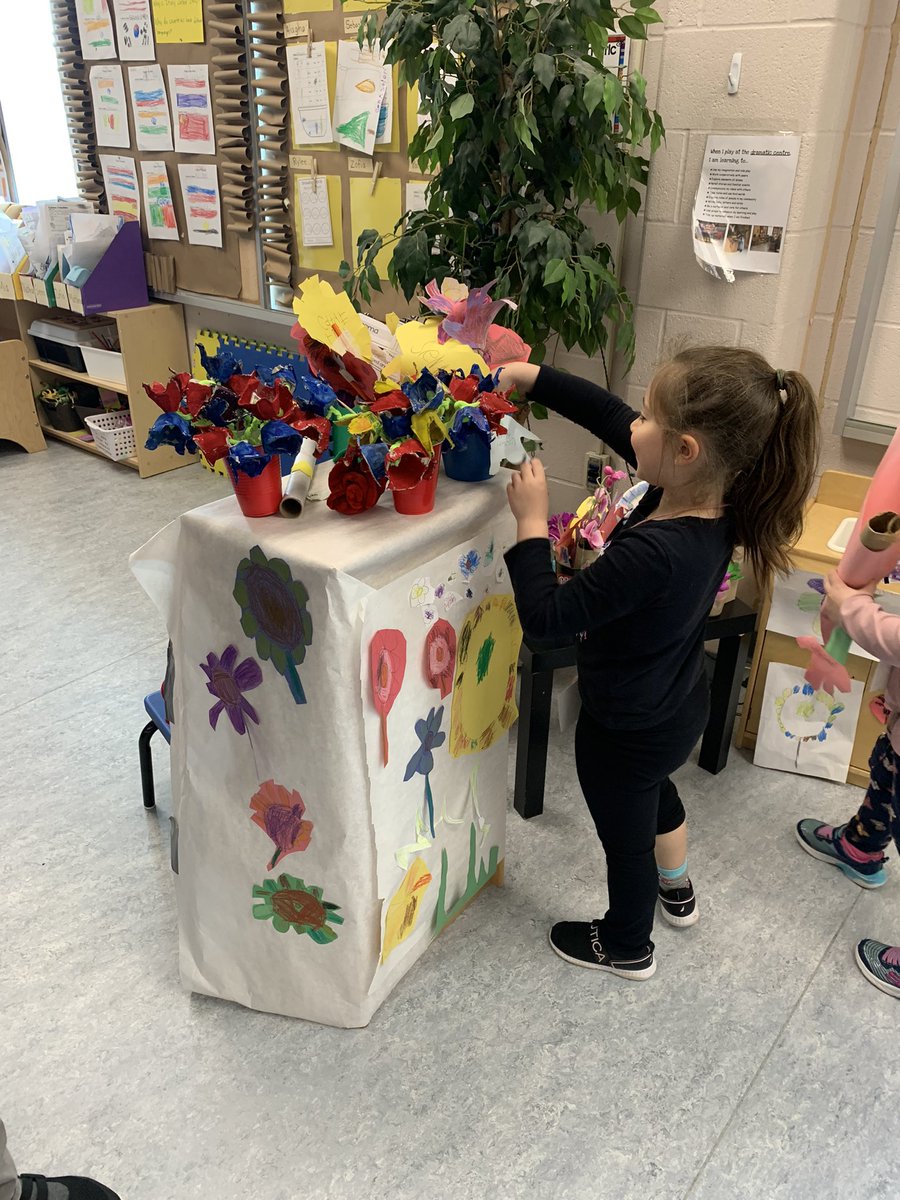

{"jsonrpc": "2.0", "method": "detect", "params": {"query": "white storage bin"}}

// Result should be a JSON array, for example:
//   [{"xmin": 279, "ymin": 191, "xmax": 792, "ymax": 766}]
[
  {"xmin": 84, "ymin": 411, "xmax": 135, "ymax": 461},
  {"xmin": 81, "ymin": 346, "xmax": 126, "ymax": 387}
]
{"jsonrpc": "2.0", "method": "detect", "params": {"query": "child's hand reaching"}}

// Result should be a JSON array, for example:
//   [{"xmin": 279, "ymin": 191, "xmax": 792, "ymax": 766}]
[
  {"xmin": 822, "ymin": 570, "xmax": 877, "ymax": 623},
  {"xmin": 507, "ymin": 458, "xmax": 549, "ymax": 542}
]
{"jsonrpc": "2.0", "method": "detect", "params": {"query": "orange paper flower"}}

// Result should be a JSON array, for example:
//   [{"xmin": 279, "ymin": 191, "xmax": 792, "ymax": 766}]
[{"xmin": 249, "ymin": 779, "xmax": 314, "ymax": 869}]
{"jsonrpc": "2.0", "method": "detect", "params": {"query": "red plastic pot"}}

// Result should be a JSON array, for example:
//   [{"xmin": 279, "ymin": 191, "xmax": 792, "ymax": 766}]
[
  {"xmin": 392, "ymin": 446, "xmax": 442, "ymax": 515},
  {"xmin": 228, "ymin": 457, "xmax": 283, "ymax": 517}
]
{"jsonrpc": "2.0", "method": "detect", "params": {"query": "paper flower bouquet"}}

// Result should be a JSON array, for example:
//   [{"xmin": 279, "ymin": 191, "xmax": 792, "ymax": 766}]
[{"xmin": 143, "ymin": 274, "xmax": 535, "ymax": 518}]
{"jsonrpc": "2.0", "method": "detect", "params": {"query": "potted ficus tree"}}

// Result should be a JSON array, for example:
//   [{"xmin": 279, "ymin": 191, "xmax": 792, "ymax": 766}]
[{"xmin": 343, "ymin": 0, "xmax": 665, "ymax": 399}]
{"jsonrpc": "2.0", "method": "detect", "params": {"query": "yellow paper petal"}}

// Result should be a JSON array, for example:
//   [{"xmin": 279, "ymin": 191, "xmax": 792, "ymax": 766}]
[
  {"xmin": 410, "ymin": 409, "xmax": 450, "ymax": 456},
  {"xmin": 385, "ymin": 312, "xmax": 400, "ymax": 334},
  {"xmin": 292, "ymin": 275, "xmax": 372, "ymax": 361},
  {"xmin": 382, "ymin": 318, "xmax": 489, "ymax": 381},
  {"xmin": 381, "ymin": 857, "xmax": 433, "ymax": 963}
]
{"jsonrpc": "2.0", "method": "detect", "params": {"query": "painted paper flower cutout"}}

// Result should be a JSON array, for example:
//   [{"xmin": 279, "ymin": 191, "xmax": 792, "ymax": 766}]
[
  {"xmin": 227, "ymin": 442, "xmax": 273, "ymax": 478},
  {"xmin": 450, "ymin": 595, "xmax": 522, "ymax": 757},
  {"xmin": 234, "ymin": 546, "xmax": 313, "ymax": 704},
  {"xmin": 484, "ymin": 324, "xmax": 532, "ymax": 368},
  {"xmin": 192, "ymin": 426, "xmax": 230, "ymax": 465},
  {"xmin": 250, "ymin": 779, "xmax": 313, "ymax": 869},
  {"xmin": 252, "ymin": 874, "xmax": 343, "ymax": 942},
  {"xmin": 404, "ymin": 705, "xmax": 446, "ymax": 837},
  {"xmin": 459, "ymin": 549, "xmax": 480, "ymax": 579},
  {"xmin": 199, "ymin": 343, "xmax": 241, "ymax": 385},
  {"xmin": 425, "ymin": 619, "xmax": 457, "ymax": 699},
  {"xmin": 145, "ymin": 412, "xmax": 196, "ymax": 455},
  {"xmin": 371, "ymin": 628, "xmax": 407, "ymax": 766},
  {"xmin": 381, "ymin": 858, "xmax": 433, "ymax": 964},
  {"xmin": 143, "ymin": 373, "xmax": 190, "ymax": 413},
  {"xmin": 199, "ymin": 645, "xmax": 263, "ymax": 734}
]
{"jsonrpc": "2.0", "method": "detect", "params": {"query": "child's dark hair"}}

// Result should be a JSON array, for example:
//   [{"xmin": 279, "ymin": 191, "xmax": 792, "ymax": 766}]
[{"xmin": 652, "ymin": 346, "xmax": 820, "ymax": 582}]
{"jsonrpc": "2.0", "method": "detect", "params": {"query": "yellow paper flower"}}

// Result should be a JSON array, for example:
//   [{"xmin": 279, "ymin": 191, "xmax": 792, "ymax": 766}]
[
  {"xmin": 382, "ymin": 318, "xmax": 489, "ymax": 381},
  {"xmin": 410, "ymin": 408, "xmax": 451, "ymax": 455},
  {"xmin": 381, "ymin": 857, "xmax": 433, "ymax": 963}
]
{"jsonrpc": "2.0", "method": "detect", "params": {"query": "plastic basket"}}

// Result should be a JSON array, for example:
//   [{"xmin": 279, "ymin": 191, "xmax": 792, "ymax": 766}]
[{"xmin": 83, "ymin": 411, "xmax": 136, "ymax": 461}]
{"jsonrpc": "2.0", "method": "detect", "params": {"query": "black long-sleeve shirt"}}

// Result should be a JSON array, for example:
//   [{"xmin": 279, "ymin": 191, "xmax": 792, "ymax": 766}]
[{"xmin": 504, "ymin": 366, "xmax": 735, "ymax": 730}]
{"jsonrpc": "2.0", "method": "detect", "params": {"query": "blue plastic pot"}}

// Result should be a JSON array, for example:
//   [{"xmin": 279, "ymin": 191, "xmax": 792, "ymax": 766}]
[{"xmin": 442, "ymin": 435, "xmax": 491, "ymax": 482}]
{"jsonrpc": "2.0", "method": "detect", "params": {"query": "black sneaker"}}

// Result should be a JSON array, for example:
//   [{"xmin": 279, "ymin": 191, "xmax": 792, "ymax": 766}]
[
  {"xmin": 657, "ymin": 880, "xmax": 698, "ymax": 928},
  {"xmin": 19, "ymin": 1175, "xmax": 121, "ymax": 1200},
  {"xmin": 548, "ymin": 920, "xmax": 656, "ymax": 979}
]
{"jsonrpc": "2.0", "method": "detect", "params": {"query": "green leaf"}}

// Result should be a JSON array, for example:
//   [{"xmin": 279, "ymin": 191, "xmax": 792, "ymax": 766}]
[
  {"xmin": 583, "ymin": 74, "xmax": 606, "ymax": 116},
  {"xmin": 603, "ymin": 74, "xmax": 624, "ymax": 115},
  {"xmin": 631, "ymin": 0, "xmax": 656, "ymax": 7},
  {"xmin": 543, "ymin": 258, "xmax": 568, "ymax": 286},
  {"xmin": 443, "ymin": 13, "xmax": 480, "ymax": 55},
  {"xmin": 560, "ymin": 266, "xmax": 576, "ymax": 304},
  {"xmin": 425, "ymin": 122, "xmax": 445, "ymax": 152},
  {"xmin": 552, "ymin": 83, "xmax": 574, "ymax": 123},
  {"xmin": 530, "ymin": 403, "xmax": 549, "ymax": 420},
  {"xmin": 635, "ymin": 6, "xmax": 663, "ymax": 23},
  {"xmin": 532, "ymin": 52, "xmax": 556, "ymax": 90},
  {"xmin": 450, "ymin": 92, "xmax": 475, "ymax": 120},
  {"xmin": 618, "ymin": 14, "xmax": 647, "ymax": 38},
  {"xmin": 338, "ymin": 260, "xmax": 351, "ymax": 279}
]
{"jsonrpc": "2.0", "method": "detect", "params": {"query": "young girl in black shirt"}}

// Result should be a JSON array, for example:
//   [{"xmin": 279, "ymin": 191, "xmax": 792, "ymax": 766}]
[{"xmin": 502, "ymin": 347, "xmax": 820, "ymax": 979}]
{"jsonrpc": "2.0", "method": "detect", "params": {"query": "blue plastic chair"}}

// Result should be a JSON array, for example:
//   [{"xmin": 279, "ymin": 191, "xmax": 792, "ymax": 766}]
[{"xmin": 139, "ymin": 690, "xmax": 171, "ymax": 809}]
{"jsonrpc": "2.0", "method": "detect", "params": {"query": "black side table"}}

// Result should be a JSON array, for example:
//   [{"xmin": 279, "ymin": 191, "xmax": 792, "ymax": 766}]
[{"xmin": 513, "ymin": 597, "xmax": 758, "ymax": 819}]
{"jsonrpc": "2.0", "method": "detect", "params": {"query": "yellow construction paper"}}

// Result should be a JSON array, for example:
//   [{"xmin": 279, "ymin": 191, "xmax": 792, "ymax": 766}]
[
  {"xmin": 349, "ymin": 175, "xmax": 401, "ymax": 276},
  {"xmin": 151, "ymin": 0, "xmax": 204, "ymax": 42},
  {"xmin": 406, "ymin": 82, "xmax": 425, "ymax": 148},
  {"xmin": 381, "ymin": 857, "xmax": 432, "ymax": 963},
  {"xmin": 284, "ymin": 0, "xmax": 333, "ymax": 12},
  {"xmin": 382, "ymin": 319, "xmax": 489, "ymax": 380},
  {"xmin": 344, "ymin": 0, "xmax": 385, "ymax": 11},
  {"xmin": 295, "ymin": 175, "xmax": 345, "ymax": 275},
  {"xmin": 450, "ymin": 595, "xmax": 522, "ymax": 758},
  {"xmin": 293, "ymin": 275, "xmax": 372, "ymax": 359},
  {"xmin": 290, "ymin": 42, "xmax": 339, "ymax": 151}
]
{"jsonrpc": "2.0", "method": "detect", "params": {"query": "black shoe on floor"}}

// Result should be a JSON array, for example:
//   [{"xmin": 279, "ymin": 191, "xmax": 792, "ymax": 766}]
[
  {"xmin": 549, "ymin": 920, "xmax": 656, "ymax": 979},
  {"xmin": 657, "ymin": 880, "xmax": 698, "ymax": 928},
  {"xmin": 19, "ymin": 1174, "xmax": 121, "ymax": 1200}
]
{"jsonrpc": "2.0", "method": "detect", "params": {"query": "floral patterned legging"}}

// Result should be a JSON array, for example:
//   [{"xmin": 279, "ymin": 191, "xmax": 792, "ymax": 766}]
[{"xmin": 845, "ymin": 734, "xmax": 900, "ymax": 854}]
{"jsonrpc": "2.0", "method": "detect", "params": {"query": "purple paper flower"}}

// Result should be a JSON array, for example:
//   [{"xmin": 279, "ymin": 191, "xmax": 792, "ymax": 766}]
[
  {"xmin": 200, "ymin": 645, "xmax": 263, "ymax": 734},
  {"xmin": 548, "ymin": 512, "xmax": 575, "ymax": 544}
]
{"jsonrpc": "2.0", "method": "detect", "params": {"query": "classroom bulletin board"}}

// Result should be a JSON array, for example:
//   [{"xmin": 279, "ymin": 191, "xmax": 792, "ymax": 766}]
[{"xmin": 54, "ymin": 0, "xmax": 427, "ymax": 316}]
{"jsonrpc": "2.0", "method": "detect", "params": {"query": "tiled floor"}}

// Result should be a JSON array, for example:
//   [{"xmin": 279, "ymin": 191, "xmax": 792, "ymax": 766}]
[{"xmin": 2, "ymin": 441, "xmax": 898, "ymax": 1200}]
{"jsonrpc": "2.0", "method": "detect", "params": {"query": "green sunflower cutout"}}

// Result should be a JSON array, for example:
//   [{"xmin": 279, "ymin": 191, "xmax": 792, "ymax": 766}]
[
  {"xmin": 252, "ymin": 874, "xmax": 344, "ymax": 942},
  {"xmin": 233, "ymin": 545, "xmax": 313, "ymax": 704}
]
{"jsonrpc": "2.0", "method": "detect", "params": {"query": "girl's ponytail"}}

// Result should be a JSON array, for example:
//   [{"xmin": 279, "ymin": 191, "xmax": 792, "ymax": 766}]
[
  {"xmin": 724, "ymin": 368, "xmax": 820, "ymax": 583},
  {"xmin": 653, "ymin": 347, "xmax": 821, "ymax": 585}
]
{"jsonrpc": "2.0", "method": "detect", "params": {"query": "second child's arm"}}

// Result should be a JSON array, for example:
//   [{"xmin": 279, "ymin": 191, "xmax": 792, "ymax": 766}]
[
  {"xmin": 825, "ymin": 572, "xmax": 900, "ymax": 667},
  {"xmin": 500, "ymin": 363, "xmax": 638, "ymax": 467}
]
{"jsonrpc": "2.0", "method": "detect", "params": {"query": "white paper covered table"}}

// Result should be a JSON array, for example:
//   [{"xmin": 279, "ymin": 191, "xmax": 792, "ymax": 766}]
[{"xmin": 131, "ymin": 471, "xmax": 520, "ymax": 1027}]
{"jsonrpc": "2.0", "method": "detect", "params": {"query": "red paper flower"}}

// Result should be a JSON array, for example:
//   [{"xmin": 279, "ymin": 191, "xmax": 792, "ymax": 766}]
[
  {"xmin": 143, "ymin": 373, "xmax": 189, "ymax": 413},
  {"xmin": 193, "ymin": 427, "xmax": 230, "ymax": 464},
  {"xmin": 238, "ymin": 377, "xmax": 301, "ymax": 423},
  {"xmin": 249, "ymin": 779, "xmax": 314, "ymax": 870},
  {"xmin": 385, "ymin": 438, "xmax": 434, "ymax": 492},
  {"xmin": 326, "ymin": 452, "xmax": 385, "ymax": 515},
  {"xmin": 448, "ymin": 375, "xmax": 479, "ymax": 404},
  {"xmin": 479, "ymin": 389, "xmax": 518, "ymax": 432},
  {"xmin": 484, "ymin": 325, "xmax": 532, "ymax": 368},
  {"xmin": 370, "ymin": 390, "xmax": 411, "ymax": 415},
  {"xmin": 424, "ymin": 619, "xmax": 457, "ymax": 699},
  {"xmin": 371, "ymin": 628, "xmax": 407, "ymax": 765},
  {"xmin": 291, "ymin": 413, "xmax": 331, "ymax": 456},
  {"xmin": 184, "ymin": 379, "xmax": 214, "ymax": 417},
  {"xmin": 292, "ymin": 325, "xmax": 378, "ymax": 403}
]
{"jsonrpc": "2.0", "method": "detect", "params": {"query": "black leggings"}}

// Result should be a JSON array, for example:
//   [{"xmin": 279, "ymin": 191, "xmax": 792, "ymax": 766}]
[{"xmin": 574, "ymin": 677, "xmax": 710, "ymax": 956}]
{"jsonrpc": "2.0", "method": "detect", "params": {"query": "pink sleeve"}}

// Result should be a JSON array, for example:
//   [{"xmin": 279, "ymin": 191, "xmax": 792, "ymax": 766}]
[{"xmin": 840, "ymin": 593, "xmax": 900, "ymax": 667}]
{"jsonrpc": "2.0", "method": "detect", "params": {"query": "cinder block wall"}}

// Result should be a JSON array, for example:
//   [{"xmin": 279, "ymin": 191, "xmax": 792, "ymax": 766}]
[{"xmin": 544, "ymin": 0, "xmax": 893, "ymax": 514}]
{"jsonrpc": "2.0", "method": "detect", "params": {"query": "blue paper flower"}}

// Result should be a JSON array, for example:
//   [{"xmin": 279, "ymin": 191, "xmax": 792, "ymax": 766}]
[
  {"xmin": 449, "ymin": 405, "xmax": 491, "ymax": 446},
  {"xmin": 145, "ymin": 412, "xmax": 197, "ymax": 455},
  {"xmin": 227, "ymin": 441, "xmax": 273, "ymax": 477},
  {"xmin": 256, "ymin": 363, "xmax": 297, "ymax": 388},
  {"xmin": 381, "ymin": 411, "xmax": 413, "ymax": 441},
  {"xmin": 402, "ymin": 369, "xmax": 442, "ymax": 413},
  {"xmin": 199, "ymin": 385, "xmax": 238, "ymax": 427},
  {"xmin": 261, "ymin": 420, "xmax": 304, "ymax": 458},
  {"xmin": 360, "ymin": 441, "xmax": 388, "ymax": 483},
  {"xmin": 403, "ymin": 705, "xmax": 446, "ymax": 837},
  {"xmin": 199, "ymin": 344, "xmax": 242, "ymax": 385},
  {"xmin": 294, "ymin": 362, "xmax": 338, "ymax": 415},
  {"xmin": 471, "ymin": 363, "xmax": 497, "ymax": 393}
]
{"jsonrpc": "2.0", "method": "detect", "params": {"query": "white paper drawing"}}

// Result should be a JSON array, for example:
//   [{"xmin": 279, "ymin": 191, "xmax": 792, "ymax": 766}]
[
  {"xmin": 406, "ymin": 181, "xmax": 428, "ymax": 214},
  {"xmin": 75, "ymin": 0, "xmax": 117, "ymax": 60},
  {"xmin": 287, "ymin": 42, "xmax": 333, "ymax": 146},
  {"xmin": 333, "ymin": 40, "xmax": 389, "ymax": 157},
  {"xmin": 766, "ymin": 570, "xmax": 881, "ymax": 663},
  {"xmin": 90, "ymin": 65, "xmax": 130, "ymax": 149},
  {"xmin": 112, "ymin": 0, "xmax": 154, "ymax": 60},
  {"xmin": 297, "ymin": 177, "xmax": 333, "ymax": 248},
  {"xmin": 178, "ymin": 164, "xmax": 222, "ymax": 248},
  {"xmin": 140, "ymin": 159, "xmax": 179, "ymax": 241},
  {"xmin": 168, "ymin": 64, "xmax": 216, "ymax": 156},
  {"xmin": 128, "ymin": 64, "xmax": 173, "ymax": 152},
  {"xmin": 753, "ymin": 661, "xmax": 863, "ymax": 783},
  {"xmin": 100, "ymin": 154, "xmax": 140, "ymax": 222}
]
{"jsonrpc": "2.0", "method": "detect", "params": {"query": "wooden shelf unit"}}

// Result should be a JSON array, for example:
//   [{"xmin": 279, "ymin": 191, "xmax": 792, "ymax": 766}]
[
  {"xmin": 737, "ymin": 470, "xmax": 899, "ymax": 789},
  {"xmin": 16, "ymin": 299, "xmax": 195, "ymax": 478},
  {"xmin": 0, "ymin": 298, "xmax": 45, "ymax": 454}
]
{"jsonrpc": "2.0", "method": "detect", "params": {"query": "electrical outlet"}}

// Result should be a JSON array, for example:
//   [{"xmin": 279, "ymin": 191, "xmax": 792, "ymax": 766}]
[{"xmin": 585, "ymin": 451, "xmax": 610, "ymax": 491}]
